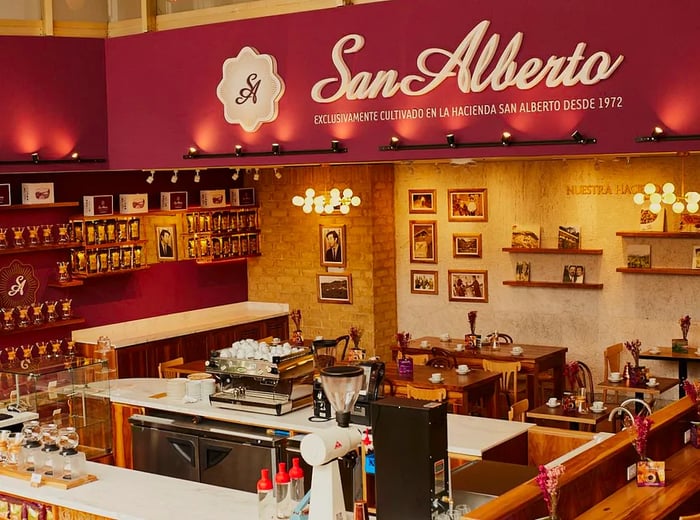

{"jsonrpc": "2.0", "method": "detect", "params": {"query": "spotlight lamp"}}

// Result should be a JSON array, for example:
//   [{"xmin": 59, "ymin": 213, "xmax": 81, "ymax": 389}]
[
  {"xmin": 146, "ymin": 170, "xmax": 155, "ymax": 184},
  {"xmin": 274, "ymin": 168, "xmax": 282, "ymax": 179},
  {"xmin": 231, "ymin": 168, "xmax": 239, "ymax": 181},
  {"xmin": 171, "ymin": 169, "xmax": 179, "ymax": 184},
  {"xmin": 500, "ymin": 132, "xmax": 512, "ymax": 146},
  {"xmin": 187, "ymin": 146, "xmax": 199, "ymax": 158},
  {"xmin": 253, "ymin": 168, "xmax": 260, "ymax": 181},
  {"xmin": 635, "ymin": 126, "xmax": 700, "ymax": 143},
  {"xmin": 194, "ymin": 169, "xmax": 201, "ymax": 183},
  {"xmin": 271, "ymin": 143, "xmax": 281, "ymax": 155},
  {"xmin": 446, "ymin": 134, "xmax": 456, "ymax": 148}
]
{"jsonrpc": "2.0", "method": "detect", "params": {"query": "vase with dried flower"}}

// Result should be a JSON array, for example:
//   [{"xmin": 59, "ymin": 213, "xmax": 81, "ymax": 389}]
[
  {"xmin": 683, "ymin": 379, "xmax": 700, "ymax": 448},
  {"xmin": 349, "ymin": 326, "xmax": 365, "ymax": 361},
  {"xmin": 535, "ymin": 464, "xmax": 565, "ymax": 520},
  {"xmin": 624, "ymin": 339, "xmax": 647, "ymax": 386},
  {"xmin": 396, "ymin": 332, "xmax": 413, "ymax": 375},
  {"xmin": 290, "ymin": 309, "xmax": 304, "ymax": 346},
  {"xmin": 673, "ymin": 315, "xmax": 691, "ymax": 353},
  {"xmin": 628, "ymin": 414, "xmax": 663, "ymax": 487}
]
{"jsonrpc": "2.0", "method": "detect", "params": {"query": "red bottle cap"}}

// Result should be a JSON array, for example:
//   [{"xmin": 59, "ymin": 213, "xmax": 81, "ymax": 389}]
[
  {"xmin": 276, "ymin": 462, "xmax": 290, "ymax": 483},
  {"xmin": 289, "ymin": 457, "xmax": 304, "ymax": 479},
  {"xmin": 257, "ymin": 468, "xmax": 273, "ymax": 491}
]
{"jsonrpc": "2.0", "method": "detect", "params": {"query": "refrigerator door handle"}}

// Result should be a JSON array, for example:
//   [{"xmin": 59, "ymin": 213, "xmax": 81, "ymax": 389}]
[
  {"xmin": 167, "ymin": 436, "xmax": 196, "ymax": 467},
  {"xmin": 203, "ymin": 444, "xmax": 232, "ymax": 470}
]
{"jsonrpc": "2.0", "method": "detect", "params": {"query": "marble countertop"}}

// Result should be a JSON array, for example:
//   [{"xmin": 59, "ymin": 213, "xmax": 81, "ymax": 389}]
[{"xmin": 71, "ymin": 301, "xmax": 289, "ymax": 348}]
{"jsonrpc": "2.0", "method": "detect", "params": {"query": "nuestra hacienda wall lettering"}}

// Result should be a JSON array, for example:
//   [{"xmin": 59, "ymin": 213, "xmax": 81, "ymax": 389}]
[
  {"xmin": 567, "ymin": 184, "xmax": 646, "ymax": 196},
  {"xmin": 311, "ymin": 20, "xmax": 625, "ymax": 102}
]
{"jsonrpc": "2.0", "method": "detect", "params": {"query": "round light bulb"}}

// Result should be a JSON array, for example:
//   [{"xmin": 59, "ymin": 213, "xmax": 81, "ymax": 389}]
[
  {"xmin": 314, "ymin": 195, "xmax": 325, "ymax": 206},
  {"xmin": 662, "ymin": 182, "xmax": 675, "ymax": 194},
  {"xmin": 339, "ymin": 205, "xmax": 350, "ymax": 215},
  {"xmin": 633, "ymin": 193, "xmax": 645, "ymax": 205},
  {"xmin": 305, "ymin": 188, "xmax": 315, "ymax": 198},
  {"xmin": 324, "ymin": 204, "xmax": 334, "ymax": 214},
  {"xmin": 672, "ymin": 201, "xmax": 685, "ymax": 214},
  {"xmin": 343, "ymin": 188, "xmax": 353, "ymax": 198},
  {"xmin": 649, "ymin": 202, "xmax": 662, "ymax": 214},
  {"xmin": 686, "ymin": 192, "xmax": 700, "ymax": 204},
  {"xmin": 644, "ymin": 183, "xmax": 657, "ymax": 195},
  {"xmin": 662, "ymin": 192, "xmax": 676, "ymax": 204},
  {"xmin": 351, "ymin": 196, "xmax": 361, "ymax": 206},
  {"xmin": 303, "ymin": 205, "xmax": 313, "ymax": 214},
  {"xmin": 330, "ymin": 188, "xmax": 340, "ymax": 199},
  {"xmin": 292, "ymin": 195, "xmax": 305, "ymax": 207},
  {"xmin": 314, "ymin": 205, "xmax": 324, "ymax": 214},
  {"xmin": 649, "ymin": 192, "xmax": 662, "ymax": 204},
  {"xmin": 687, "ymin": 202, "xmax": 699, "ymax": 214}
]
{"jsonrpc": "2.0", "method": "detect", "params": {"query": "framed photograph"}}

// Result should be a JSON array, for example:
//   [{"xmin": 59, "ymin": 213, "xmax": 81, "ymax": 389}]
[
  {"xmin": 562, "ymin": 265, "xmax": 585, "ymax": 283},
  {"xmin": 409, "ymin": 190, "xmax": 436, "ymax": 214},
  {"xmin": 156, "ymin": 225, "xmax": 176, "ymax": 261},
  {"xmin": 453, "ymin": 233, "xmax": 482, "ymax": 258},
  {"xmin": 627, "ymin": 244, "xmax": 651, "ymax": 268},
  {"xmin": 409, "ymin": 220, "xmax": 437, "ymax": 263},
  {"xmin": 516, "ymin": 261, "xmax": 531, "ymax": 281},
  {"xmin": 558, "ymin": 225, "xmax": 580, "ymax": 249},
  {"xmin": 448, "ymin": 270, "xmax": 488, "ymax": 302},
  {"xmin": 411, "ymin": 270, "xmax": 438, "ymax": 295},
  {"xmin": 511, "ymin": 224, "xmax": 541, "ymax": 249},
  {"xmin": 448, "ymin": 188, "xmax": 487, "ymax": 222},
  {"xmin": 317, "ymin": 274, "xmax": 352, "ymax": 304},
  {"xmin": 320, "ymin": 224, "xmax": 346, "ymax": 268},
  {"xmin": 693, "ymin": 246, "xmax": 700, "ymax": 269}
]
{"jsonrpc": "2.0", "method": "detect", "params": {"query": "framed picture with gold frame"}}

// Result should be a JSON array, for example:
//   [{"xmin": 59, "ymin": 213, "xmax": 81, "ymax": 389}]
[
  {"xmin": 156, "ymin": 225, "xmax": 177, "ymax": 261},
  {"xmin": 410, "ymin": 270, "xmax": 438, "ymax": 295},
  {"xmin": 408, "ymin": 189, "xmax": 436, "ymax": 214},
  {"xmin": 320, "ymin": 224, "xmax": 346, "ymax": 268},
  {"xmin": 448, "ymin": 270, "xmax": 488, "ymax": 302},
  {"xmin": 448, "ymin": 188, "xmax": 488, "ymax": 222},
  {"xmin": 453, "ymin": 233, "xmax": 482, "ymax": 258},
  {"xmin": 409, "ymin": 220, "xmax": 437, "ymax": 263},
  {"xmin": 317, "ymin": 273, "xmax": 352, "ymax": 304}
]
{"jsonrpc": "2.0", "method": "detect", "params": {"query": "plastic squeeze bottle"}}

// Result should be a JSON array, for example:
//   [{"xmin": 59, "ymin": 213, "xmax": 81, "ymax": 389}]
[
  {"xmin": 288, "ymin": 457, "xmax": 305, "ymax": 513},
  {"xmin": 275, "ymin": 462, "xmax": 291, "ymax": 519},
  {"xmin": 257, "ymin": 468, "xmax": 274, "ymax": 520}
]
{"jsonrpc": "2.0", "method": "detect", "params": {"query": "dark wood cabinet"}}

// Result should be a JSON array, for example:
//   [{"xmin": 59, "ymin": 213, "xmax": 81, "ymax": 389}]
[
  {"xmin": 116, "ymin": 342, "xmax": 150, "ymax": 379},
  {"xmin": 264, "ymin": 316, "xmax": 289, "ymax": 341},
  {"xmin": 181, "ymin": 332, "xmax": 209, "ymax": 362},
  {"xmin": 233, "ymin": 321, "xmax": 264, "ymax": 342}
]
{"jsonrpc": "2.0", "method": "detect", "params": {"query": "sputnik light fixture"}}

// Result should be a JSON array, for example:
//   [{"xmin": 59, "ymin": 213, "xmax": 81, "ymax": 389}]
[
  {"xmin": 633, "ymin": 157, "xmax": 699, "ymax": 214},
  {"xmin": 292, "ymin": 187, "xmax": 361, "ymax": 215},
  {"xmin": 183, "ymin": 140, "xmax": 348, "ymax": 160}
]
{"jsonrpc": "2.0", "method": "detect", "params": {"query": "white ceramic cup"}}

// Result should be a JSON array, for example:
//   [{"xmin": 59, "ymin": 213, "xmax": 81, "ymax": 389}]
[
  {"xmin": 457, "ymin": 364, "xmax": 468, "ymax": 374},
  {"xmin": 272, "ymin": 337, "xmax": 281, "ymax": 345},
  {"xmin": 200, "ymin": 378, "xmax": 216, "ymax": 397},
  {"xmin": 420, "ymin": 340, "xmax": 429, "ymax": 348},
  {"xmin": 610, "ymin": 372, "xmax": 621, "ymax": 380},
  {"xmin": 440, "ymin": 333, "xmax": 450, "ymax": 341},
  {"xmin": 455, "ymin": 343, "xmax": 464, "ymax": 351},
  {"xmin": 431, "ymin": 373, "xmax": 442, "ymax": 382},
  {"xmin": 547, "ymin": 397, "xmax": 558, "ymax": 406},
  {"xmin": 511, "ymin": 346, "xmax": 523, "ymax": 354},
  {"xmin": 186, "ymin": 379, "xmax": 201, "ymax": 400},
  {"xmin": 591, "ymin": 400, "xmax": 604, "ymax": 410},
  {"xmin": 648, "ymin": 377, "xmax": 657, "ymax": 385}
]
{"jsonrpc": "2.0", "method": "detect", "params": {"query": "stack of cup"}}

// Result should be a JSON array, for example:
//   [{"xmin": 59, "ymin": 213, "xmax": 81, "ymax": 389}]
[
  {"xmin": 185, "ymin": 379, "xmax": 201, "ymax": 401},
  {"xmin": 166, "ymin": 378, "xmax": 187, "ymax": 400}
]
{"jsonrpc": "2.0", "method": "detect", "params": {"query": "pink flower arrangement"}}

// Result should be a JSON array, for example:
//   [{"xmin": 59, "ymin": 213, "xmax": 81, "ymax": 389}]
[
  {"xmin": 680, "ymin": 315, "xmax": 691, "ymax": 340},
  {"xmin": 683, "ymin": 379, "xmax": 700, "ymax": 417},
  {"xmin": 290, "ymin": 309, "xmax": 302, "ymax": 331},
  {"xmin": 630, "ymin": 414, "xmax": 653, "ymax": 460},
  {"xmin": 624, "ymin": 339, "xmax": 642, "ymax": 367},
  {"xmin": 536, "ymin": 464, "xmax": 565, "ymax": 519},
  {"xmin": 563, "ymin": 361, "xmax": 580, "ymax": 391}
]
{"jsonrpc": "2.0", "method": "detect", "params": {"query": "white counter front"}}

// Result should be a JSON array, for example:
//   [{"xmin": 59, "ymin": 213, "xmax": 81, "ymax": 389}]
[{"xmin": 71, "ymin": 301, "xmax": 289, "ymax": 347}]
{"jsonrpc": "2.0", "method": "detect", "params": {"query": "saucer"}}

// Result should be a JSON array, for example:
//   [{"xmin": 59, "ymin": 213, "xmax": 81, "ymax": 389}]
[
  {"xmin": 456, "ymin": 370, "xmax": 469, "ymax": 375},
  {"xmin": 547, "ymin": 401, "xmax": 561, "ymax": 408},
  {"xmin": 439, "ymin": 337, "xmax": 451, "ymax": 342},
  {"xmin": 429, "ymin": 377, "xmax": 444, "ymax": 383},
  {"xmin": 608, "ymin": 376, "xmax": 622, "ymax": 382},
  {"xmin": 695, "ymin": 351, "xmax": 700, "ymax": 356},
  {"xmin": 590, "ymin": 406, "xmax": 606, "ymax": 414},
  {"xmin": 420, "ymin": 343, "xmax": 430, "ymax": 349},
  {"xmin": 510, "ymin": 350, "xmax": 523, "ymax": 356},
  {"xmin": 648, "ymin": 349, "xmax": 661, "ymax": 355},
  {"xmin": 646, "ymin": 382, "xmax": 659, "ymax": 387}
]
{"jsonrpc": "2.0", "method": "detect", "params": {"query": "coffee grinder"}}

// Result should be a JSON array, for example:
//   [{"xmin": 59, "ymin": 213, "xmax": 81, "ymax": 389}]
[{"xmin": 299, "ymin": 366, "xmax": 365, "ymax": 520}]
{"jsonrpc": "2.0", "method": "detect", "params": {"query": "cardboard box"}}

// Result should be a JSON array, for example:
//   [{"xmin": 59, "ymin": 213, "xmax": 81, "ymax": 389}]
[
  {"xmin": 0, "ymin": 184, "xmax": 10, "ymax": 206},
  {"xmin": 229, "ymin": 188, "xmax": 256, "ymax": 207},
  {"xmin": 160, "ymin": 191, "xmax": 188, "ymax": 210},
  {"xmin": 22, "ymin": 183, "xmax": 54, "ymax": 204},
  {"xmin": 200, "ymin": 190, "xmax": 227, "ymax": 208},
  {"xmin": 119, "ymin": 193, "xmax": 149, "ymax": 214},
  {"xmin": 83, "ymin": 195, "xmax": 114, "ymax": 216}
]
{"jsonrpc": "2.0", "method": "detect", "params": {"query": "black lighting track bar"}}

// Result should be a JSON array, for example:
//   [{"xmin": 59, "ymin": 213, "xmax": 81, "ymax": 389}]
[
  {"xmin": 0, "ymin": 153, "xmax": 105, "ymax": 166},
  {"xmin": 379, "ymin": 131, "xmax": 596, "ymax": 152},
  {"xmin": 183, "ymin": 140, "xmax": 348, "ymax": 160},
  {"xmin": 635, "ymin": 126, "xmax": 700, "ymax": 143}
]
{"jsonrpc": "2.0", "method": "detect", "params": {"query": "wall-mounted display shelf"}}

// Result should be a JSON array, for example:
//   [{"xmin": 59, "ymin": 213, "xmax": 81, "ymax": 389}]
[
  {"xmin": 72, "ymin": 265, "xmax": 149, "ymax": 279},
  {"xmin": 616, "ymin": 231, "xmax": 700, "ymax": 238},
  {"xmin": 47, "ymin": 280, "xmax": 84, "ymax": 289},
  {"xmin": 0, "ymin": 317, "xmax": 86, "ymax": 337},
  {"xmin": 0, "ymin": 202, "xmax": 79, "ymax": 212},
  {"xmin": 616, "ymin": 230, "xmax": 700, "ymax": 275},
  {"xmin": 0, "ymin": 242, "xmax": 81, "ymax": 256},
  {"xmin": 502, "ymin": 247, "xmax": 603, "ymax": 255},
  {"xmin": 502, "ymin": 280, "xmax": 604, "ymax": 289},
  {"xmin": 616, "ymin": 267, "xmax": 700, "ymax": 276}
]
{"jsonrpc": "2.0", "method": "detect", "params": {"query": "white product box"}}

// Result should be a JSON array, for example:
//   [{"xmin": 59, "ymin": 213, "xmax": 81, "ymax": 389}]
[
  {"xmin": 160, "ymin": 191, "xmax": 188, "ymax": 210},
  {"xmin": 229, "ymin": 188, "xmax": 256, "ymax": 207},
  {"xmin": 0, "ymin": 184, "xmax": 10, "ymax": 206},
  {"xmin": 83, "ymin": 195, "xmax": 114, "ymax": 216},
  {"xmin": 119, "ymin": 193, "xmax": 149, "ymax": 214},
  {"xmin": 200, "ymin": 190, "xmax": 227, "ymax": 208},
  {"xmin": 22, "ymin": 183, "xmax": 54, "ymax": 204}
]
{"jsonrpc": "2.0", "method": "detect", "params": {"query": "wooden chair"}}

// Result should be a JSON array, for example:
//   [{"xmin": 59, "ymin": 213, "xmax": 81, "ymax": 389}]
[
  {"xmin": 158, "ymin": 357, "xmax": 184, "ymax": 378},
  {"xmin": 430, "ymin": 347, "xmax": 457, "ymax": 368},
  {"xmin": 406, "ymin": 384, "xmax": 447, "ymax": 403},
  {"xmin": 679, "ymin": 513, "xmax": 700, "ymax": 520},
  {"xmin": 564, "ymin": 361, "xmax": 596, "ymax": 406},
  {"xmin": 312, "ymin": 335, "xmax": 351, "ymax": 368},
  {"xmin": 426, "ymin": 356, "xmax": 454, "ymax": 369},
  {"xmin": 482, "ymin": 359, "xmax": 522, "ymax": 411},
  {"xmin": 405, "ymin": 354, "xmax": 429, "ymax": 365},
  {"xmin": 508, "ymin": 398, "xmax": 529, "ymax": 422},
  {"xmin": 603, "ymin": 343, "xmax": 624, "ymax": 403},
  {"xmin": 484, "ymin": 332, "xmax": 514, "ymax": 344}
]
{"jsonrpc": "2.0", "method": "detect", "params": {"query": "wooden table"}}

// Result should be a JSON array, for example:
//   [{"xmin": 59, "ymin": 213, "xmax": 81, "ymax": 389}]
[
  {"xmin": 391, "ymin": 337, "xmax": 568, "ymax": 407},
  {"xmin": 526, "ymin": 403, "xmax": 610, "ymax": 432},
  {"xmin": 169, "ymin": 359, "xmax": 207, "ymax": 376},
  {"xmin": 596, "ymin": 376, "xmax": 679, "ymax": 408},
  {"xmin": 639, "ymin": 346, "xmax": 700, "ymax": 397},
  {"xmin": 383, "ymin": 362, "xmax": 500, "ymax": 417}
]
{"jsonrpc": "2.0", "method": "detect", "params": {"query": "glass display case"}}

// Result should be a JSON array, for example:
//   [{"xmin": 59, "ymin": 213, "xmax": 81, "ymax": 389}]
[{"xmin": 0, "ymin": 352, "xmax": 112, "ymax": 461}]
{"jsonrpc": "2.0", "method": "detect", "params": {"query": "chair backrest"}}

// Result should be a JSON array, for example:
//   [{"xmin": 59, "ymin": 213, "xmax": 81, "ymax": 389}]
[
  {"xmin": 485, "ymin": 332, "xmax": 514, "ymax": 344},
  {"xmin": 604, "ymin": 343, "xmax": 624, "ymax": 379},
  {"xmin": 158, "ymin": 357, "xmax": 184, "ymax": 378},
  {"xmin": 426, "ymin": 356, "xmax": 454, "ymax": 369},
  {"xmin": 406, "ymin": 384, "xmax": 446, "ymax": 402},
  {"xmin": 430, "ymin": 347, "xmax": 457, "ymax": 368},
  {"xmin": 406, "ymin": 354, "xmax": 429, "ymax": 365},
  {"xmin": 482, "ymin": 359, "xmax": 521, "ymax": 401},
  {"xmin": 564, "ymin": 360, "xmax": 596, "ymax": 405},
  {"xmin": 508, "ymin": 398, "xmax": 529, "ymax": 422},
  {"xmin": 312, "ymin": 335, "xmax": 351, "ymax": 367}
]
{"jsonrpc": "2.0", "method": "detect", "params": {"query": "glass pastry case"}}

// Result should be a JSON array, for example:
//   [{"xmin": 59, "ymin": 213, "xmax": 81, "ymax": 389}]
[{"xmin": 0, "ymin": 351, "xmax": 112, "ymax": 461}]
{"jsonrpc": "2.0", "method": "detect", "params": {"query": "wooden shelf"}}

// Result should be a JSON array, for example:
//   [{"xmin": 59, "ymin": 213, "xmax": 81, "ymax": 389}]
[
  {"xmin": 47, "ymin": 279, "xmax": 84, "ymax": 288},
  {"xmin": 502, "ymin": 247, "xmax": 603, "ymax": 255},
  {"xmin": 0, "ymin": 317, "xmax": 86, "ymax": 337},
  {"xmin": 73, "ymin": 265, "xmax": 149, "ymax": 279},
  {"xmin": 182, "ymin": 229, "xmax": 259, "ymax": 237},
  {"xmin": 502, "ymin": 280, "xmax": 604, "ymax": 289},
  {"xmin": 616, "ymin": 267, "xmax": 700, "ymax": 276},
  {"xmin": 81, "ymin": 239, "xmax": 147, "ymax": 249},
  {"xmin": 194, "ymin": 254, "xmax": 260, "ymax": 265},
  {"xmin": 0, "ymin": 202, "xmax": 79, "ymax": 211},
  {"xmin": 616, "ymin": 231, "xmax": 700, "ymax": 238},
  {"xmin": 0, "ymin": 242, "xmax": 80, "ymax": 256}
]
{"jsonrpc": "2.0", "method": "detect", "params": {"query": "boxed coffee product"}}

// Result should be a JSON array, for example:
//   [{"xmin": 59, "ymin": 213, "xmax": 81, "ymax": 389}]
[
  {"xmin": 83, "ymin": 195, "xmax": 114, "ymax": 216},
  {"xmin": 229, "ymin": 187, "xmax": 256, "ymax": 207},
  {"xmin": 119, "ymin": 193, "xmax": 149, "ymax": 214},
  {"xmin": 0, "ymin": 184, "xmax": 10, "ymax": 206},
  {"xmin": 200, "ymin": 190, "xmax": 227, "ymax": 208},
  {"xmin": 22, "ymin": 183, "xmax": 54, "ymax": 204},
  {"xmin": 160, "ymin": 191, "xmax": 188, "ymax": 210}
]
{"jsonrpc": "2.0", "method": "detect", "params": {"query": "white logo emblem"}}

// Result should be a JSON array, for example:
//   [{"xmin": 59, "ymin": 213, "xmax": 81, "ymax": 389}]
[{"xmin": 217, "ymin": 46, "xmax": 285, "ymax": 132}]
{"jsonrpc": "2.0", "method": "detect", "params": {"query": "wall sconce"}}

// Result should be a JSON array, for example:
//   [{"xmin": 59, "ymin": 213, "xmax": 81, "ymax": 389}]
[
  {"xmin": 633, "ymin": 182, "xmax": 700, "ymax": 214},
  {"xmin": 378, "ymin": 130, "xmax": 596, "ymax": 151},
  {"xmin": 194, "ymin": 169, "xmax": 201, "ymax": 183},
  {"xmin": 0, "ymin": 151, "xmax": 106, "ymax": 166},
  {"xmin": 635, "ymin": 126, "xmax": 700, "ymax": 143},
  {"xmin": 183, "ymin": 140, "xmax": 348, "ymax": 160},
  {"xmin": 171, "ymin": 170, "xmax": 178, "ymax": 184},
  {"xmin": 292, "ymin": 187, "xmax": 361, "ymax": 215}
]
